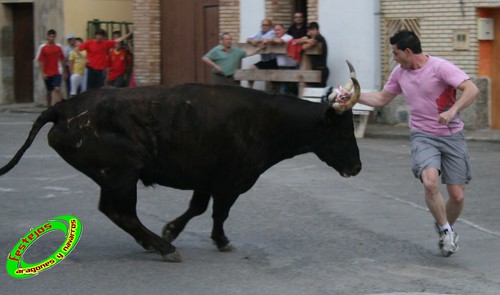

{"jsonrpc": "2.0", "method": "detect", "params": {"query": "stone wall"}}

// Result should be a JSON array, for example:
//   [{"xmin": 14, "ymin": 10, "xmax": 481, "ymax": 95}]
[
  {"xmin": 33, "ymin": 0, "xmax": 65, "ymax": 105},
  {"xmin": 0, "ymin": 5, "xmax": 14, "ymax": 105}
]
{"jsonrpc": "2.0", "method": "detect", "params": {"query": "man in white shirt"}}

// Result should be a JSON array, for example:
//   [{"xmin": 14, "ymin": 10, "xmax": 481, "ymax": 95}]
[{"xmin": 263, "ymin": 24, "xmax": 298, "ymax": 95}]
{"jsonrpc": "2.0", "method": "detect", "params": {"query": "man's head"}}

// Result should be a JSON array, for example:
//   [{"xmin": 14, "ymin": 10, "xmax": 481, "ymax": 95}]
[
  {"xmin": 307, "ymin": 22, "xmax": 319, "ymax": 38},
  {"xmin": 47, "ymin": 29, "xmax": 57, "ymax": 44},
  {"xmin": 66, "ymin": 34, "xmax": 75, "ymax": 45},
  {"xmin": 389, "ymin": 30, "xmax": 423, "ymax": 69},
  {"xmin": 219, "ymin": 32, "xmax": 233, "ymax": 49},
  {"xmin": 112, "ymin": 31, "xmax": 122, "ymax": 39},
  {"xmin": 95, "ymin": 29, "xmax": 107, "ymax": 42},
  {"xmin": 74, "ymin": 37, "xmax": 83, "ymax": 49},
  {"xmin": 261, "ymin": 19, "xmax": 273, "ymax": 33},
  {"xmin": 293, "ymin": 12, "xmax": 305, "ymax": 26},
  {"xmin": 274, "ymin": 24, "xmax": 285, "ymax": 38}
]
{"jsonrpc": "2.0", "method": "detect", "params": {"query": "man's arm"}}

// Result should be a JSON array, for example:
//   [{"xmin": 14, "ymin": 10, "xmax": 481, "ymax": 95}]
[
  {"xmin": 201, "ymin": 56, "xmax": 222, "ymax": 73},
  {"xmin": 69, "ymin": 56, "xmax": 75, "ymax": 75},
  {"xmin": 115, "ymin": 31, "xmax": 133, "ymax": 43},
  {"xmin": 438, "ymin": 79, "xmax": 479, "ymax": 125},
  {"xmin": 358, "ymin": 89, "xmax": 397, "ymax": 107},
  {"xmin": 38, "ymin": 60, "xmax": 46, "ymax": 79},
  {"xmin": 301, "ymin": 37, "xmax": 317, "ymax": 50},
  {"xmin": 245, "ymin": 45, "xmax": 263, "ymax": 57}
]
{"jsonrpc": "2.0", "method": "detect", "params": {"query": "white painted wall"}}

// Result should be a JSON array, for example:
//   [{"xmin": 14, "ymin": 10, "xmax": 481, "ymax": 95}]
[
  {"xmin": 240, "ymin": 0, "xmax": 266, "ymax": 89},
  {"xmin": 238, "ymin": 0, "xmax": 381, "ymax": 92},
  {"xmin": 318, "ymin": 0, "xmax": 381, "ymax": 91}
]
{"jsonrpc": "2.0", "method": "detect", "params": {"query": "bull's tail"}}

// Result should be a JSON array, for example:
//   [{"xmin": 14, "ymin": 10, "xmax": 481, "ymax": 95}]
[{"xmin": 0, "ymin": 107, "xmax": 58, "ymax": 176}]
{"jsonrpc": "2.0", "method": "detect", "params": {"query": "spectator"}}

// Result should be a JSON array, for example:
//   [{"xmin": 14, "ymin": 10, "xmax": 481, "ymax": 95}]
[
  {"xmin": 112, "ymin": 30, "xmax": 134, "ymax": 87},
  {"xmin": 37, "ymin": 29, "xmax": 65, "ymax": 107},
  {"xmin": 247, "ymin": 19, "xmax": 277, "ymax": 70},
  {"xmin": 63, "ymin": 34, "xmax": 76, "ymax": 98},
  {"xmin": 79, "ymin": 28, "xmax": 133, "ymax": 90},
  {"xmin": 264, "ymin": 24, "xmax": 297, "ymax": 95},
  {"xmin": 287, "ymin": 12, "xmax": 307, "ymax": 39},
  {"xmin": 300, "ymin": 22, "xmax": 329, "ymax": 87},
  {"xmin": 69, "ymin": 38, "xmax": 87, "ymax": 97},
  {"xmin": 202, "ymin": 32, "xmax": 262, "ymax": 86},
  {"xmin": 106, "ymin": 40, "xmax": 130, "ymax": 87}
]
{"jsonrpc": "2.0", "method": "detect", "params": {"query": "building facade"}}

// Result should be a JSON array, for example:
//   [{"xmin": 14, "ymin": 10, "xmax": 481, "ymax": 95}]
[
  {"xmin": 0, "ymin": 0, "xmax": 132, "ymax": 105},
  {"xmin": 2, "ymin": 0, "xmax": 498, "ymax": 129}
]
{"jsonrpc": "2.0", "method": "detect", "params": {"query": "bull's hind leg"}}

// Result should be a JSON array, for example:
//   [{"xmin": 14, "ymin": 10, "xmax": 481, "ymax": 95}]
[
  {"xmin": 162, "ymin": 190, "xmax": 211, "ymax": 242},
  {"xmin": 99, "ymin": 179, "xmax": 181, "ymax": 262},
  {"xmin": 211, "ymin": 194, "xmax": 239, "ymax": 252}
]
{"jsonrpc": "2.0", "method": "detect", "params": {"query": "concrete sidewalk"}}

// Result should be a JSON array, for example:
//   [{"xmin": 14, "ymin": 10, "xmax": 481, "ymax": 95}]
[
  {"xmin": 2, "ymin": 102, "xmax": 500, "ymax": 143},
  {"xmin": 364, "ymin": 122, "xmax": 500, "ymax": 143}
]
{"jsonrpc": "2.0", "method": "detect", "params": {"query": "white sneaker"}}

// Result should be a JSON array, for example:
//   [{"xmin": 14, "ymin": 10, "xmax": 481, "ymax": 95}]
[{"xmin": 439, "ymin": 229, "xmax": 459, "ymax": 257}]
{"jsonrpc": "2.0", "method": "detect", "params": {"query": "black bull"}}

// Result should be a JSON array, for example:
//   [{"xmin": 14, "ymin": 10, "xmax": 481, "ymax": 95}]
[{"xmin": 0, "ymin": 83, "xmax": 361, "ymax": 262}]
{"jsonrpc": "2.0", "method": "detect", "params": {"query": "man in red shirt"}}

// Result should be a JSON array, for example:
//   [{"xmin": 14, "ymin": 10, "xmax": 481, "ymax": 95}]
[
  {"xmin": 37, "ymin": 29, "xmax": 65, "ymax": 107},
  {"xmin": 106, "ymin": 41, "xmax": 130, "ymax": 87},
  {"xmin": 79, "ymin": 28, "xmax": 133, "ymax": 90}
]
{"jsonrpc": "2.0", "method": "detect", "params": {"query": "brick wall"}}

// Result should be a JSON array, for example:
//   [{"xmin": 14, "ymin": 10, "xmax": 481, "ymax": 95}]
[
  {"xmin": 380, "ymin": 0, "xmax": 500, "ymax": 77},
  {"xmin": 220, "ymin": 0, "xmax": 240, "ymax": 41},
  {"xmin": 132, "ymin": 0, "xmax": 161, "ymax": 86},
  {"xmin": 307, "ymin": 0, "xmax": 318, "ymax": 23},
  {"xmin": 266, "ymin": 0, "xmax": 293, "ymax": 28}
]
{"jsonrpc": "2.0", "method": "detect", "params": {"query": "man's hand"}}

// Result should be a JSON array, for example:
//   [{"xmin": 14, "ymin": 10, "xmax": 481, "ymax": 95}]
[
  {"xmin": 330, "ymin": 86, "xmax": 350, "ymax": 103},
  {"xmin": 438, "ymin": 109, "xmax": 457, "ymax": 125}
]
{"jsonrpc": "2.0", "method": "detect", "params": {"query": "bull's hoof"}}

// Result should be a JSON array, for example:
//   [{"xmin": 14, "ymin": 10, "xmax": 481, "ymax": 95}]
[
  {"xmin": 212, "ymin": 239, "xmax": 236, "ymax": 252},
  {"xmin": 161, "ymin": 250, "xmax": 182, "ymax": 262},
  {"xmin": 162, "ymin": 224, "xmax": 178, "ymax": 243},
  {"xmin": 218, "ymin": 244, "xmax": 236, "ymax": 252}
]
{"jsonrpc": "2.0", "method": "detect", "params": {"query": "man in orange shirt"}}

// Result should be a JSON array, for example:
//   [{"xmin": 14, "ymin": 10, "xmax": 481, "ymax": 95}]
[
  {"xmin": 37, "ymin": 29, "xmax": 66, "ymax": 107},
  {"xmin": 80, "ymin": 28, "xmax": 133, "ymax": 90}
]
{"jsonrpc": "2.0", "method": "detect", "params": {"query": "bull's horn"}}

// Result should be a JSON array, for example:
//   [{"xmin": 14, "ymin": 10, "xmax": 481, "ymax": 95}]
[
  {"xmin": 332, "ymin": 77, "xmax": 361, "ymax": 113},
  {"xmin": 328, "ymin": 60, "xmax": 356, "ymax": 102}
]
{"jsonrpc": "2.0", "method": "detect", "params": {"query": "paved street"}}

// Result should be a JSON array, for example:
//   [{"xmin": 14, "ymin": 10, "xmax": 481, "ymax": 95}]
[{"xmin": 1, "ymin": 112, "xmax": 499, "ymax": 295}]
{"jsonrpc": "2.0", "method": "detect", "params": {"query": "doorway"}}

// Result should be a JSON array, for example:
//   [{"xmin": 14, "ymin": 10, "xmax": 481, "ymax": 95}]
[
  {"xmin": 161, "ymin": 0, "xmax": 219, "ymax": 86},
  {"xmin": 12, "ymin": 3, "xmax": 34, "ymax": 103}
]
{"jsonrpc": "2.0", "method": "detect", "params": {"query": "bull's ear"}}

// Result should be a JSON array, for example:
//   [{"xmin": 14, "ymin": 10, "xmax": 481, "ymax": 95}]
[{"xmin": 323, "ymin": 107, "xmax": 337, "ymax": 125}]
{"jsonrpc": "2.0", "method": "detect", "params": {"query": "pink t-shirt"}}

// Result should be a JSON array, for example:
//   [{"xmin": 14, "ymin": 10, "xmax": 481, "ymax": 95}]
[{"xmin": 384, "ymin": 56, "xmax": 470, "ymax": 136}]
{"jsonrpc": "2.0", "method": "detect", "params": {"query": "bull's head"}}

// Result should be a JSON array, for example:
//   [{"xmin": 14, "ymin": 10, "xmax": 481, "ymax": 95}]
[
  {"xmin": 327, "ymin": 60, "xmax": 360, "ymax": 113},
  {"xmin": 314, "ymin": 60, "xmax": 362, "ymax": 177}
]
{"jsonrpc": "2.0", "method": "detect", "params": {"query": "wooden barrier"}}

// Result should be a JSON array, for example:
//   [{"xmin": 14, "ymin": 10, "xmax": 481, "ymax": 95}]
[{"xmin": 234, "ymin": 43, "xmax": 323, "ymax": 95}]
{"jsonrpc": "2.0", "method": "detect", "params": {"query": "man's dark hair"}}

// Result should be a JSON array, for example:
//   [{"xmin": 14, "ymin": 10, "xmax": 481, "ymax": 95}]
[
  {"xmin": 95, "ymin": 29, "xmax": 107, "ymax": 36},
  {"xmin": 75, "ymin": 37, "xmax": 83, "ymax": 43},
  {"xmin": 307, "ymin": 22, "xmax": 319, "ymax": 30},
  {"xmin": 220, "ymin": 32, "xmax": 231, "ymax": 40},
  {"xmin": 47, "ymin": 29, "xmax": 56, "ymax": 36},
  {"xmin": 390, "ymin": 30, "xmax": 422, "ymax": 54}
]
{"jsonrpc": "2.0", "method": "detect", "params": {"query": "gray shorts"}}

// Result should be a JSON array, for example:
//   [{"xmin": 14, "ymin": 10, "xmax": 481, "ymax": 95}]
[{"xmin": 410, "ymin": 130, "xmax": 472, "ymax": 185}]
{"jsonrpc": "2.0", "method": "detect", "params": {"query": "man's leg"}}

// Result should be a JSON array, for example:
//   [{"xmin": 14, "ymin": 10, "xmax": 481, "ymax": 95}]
[
  {"xmin": 53, "ymin": 87, "xmax": 62, "ymax": 104},
  {"xmin": 421, "ymin": 168, "xmax": 448, "ymax": 227},
  {"xmin": 52, "ymin": 75, "xmax": 62, "ymax": 103},
  {"xmin": 446, "ymin": 184, "xmax": 465, "ymax": 226},
  {"xmin": 46, "ymin": 91, "xmax": 52, "ymax": 107}
]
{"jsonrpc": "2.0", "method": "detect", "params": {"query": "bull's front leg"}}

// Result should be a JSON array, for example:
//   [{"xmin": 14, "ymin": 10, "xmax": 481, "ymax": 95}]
[
  {"xmin": 162, "ymin": 191, "xmax": 211, "ymax": 242},
  {"xmin": 98, "ymin": 173, "xmax": 182, "ymax": 262},
  {"xmin": 211, "ymin": 193, "xmax": 239, "ymax": 252}
]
